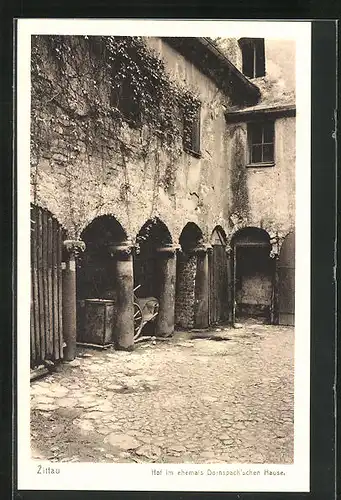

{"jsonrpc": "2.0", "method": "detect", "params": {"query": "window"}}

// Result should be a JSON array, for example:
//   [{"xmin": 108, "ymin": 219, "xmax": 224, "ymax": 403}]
[
  {"xmin": 248, "ymin": 121, "xmax": 275, "ymax": 165},
  {"xmin": 183, "ymin": 104, "xmax": 201, "ymax": 157},
  {"xmin": 239, "ymin": 38, "xmax": 265, "ymax": 79},
  {"xmin": 111, "ymin": 78, "xmax": 141, "ymax": 126}
]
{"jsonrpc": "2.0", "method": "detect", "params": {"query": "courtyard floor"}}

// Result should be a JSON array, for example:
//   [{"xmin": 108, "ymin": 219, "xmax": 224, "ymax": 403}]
[{"xmin": 30, "ymin": 323, "xmax": 294, "ymax": 464}]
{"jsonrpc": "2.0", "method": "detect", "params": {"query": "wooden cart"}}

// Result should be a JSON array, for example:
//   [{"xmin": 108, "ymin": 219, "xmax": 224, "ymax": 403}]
[{"xmin": 133, "ymin": 285, "xmax": 159, "ymax": 340}]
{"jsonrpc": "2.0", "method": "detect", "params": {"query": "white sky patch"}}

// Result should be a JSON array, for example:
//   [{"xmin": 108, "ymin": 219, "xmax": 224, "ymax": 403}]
[{"xmin": 16, "ymin": 19, "xmax": 311, "ymax": 492}]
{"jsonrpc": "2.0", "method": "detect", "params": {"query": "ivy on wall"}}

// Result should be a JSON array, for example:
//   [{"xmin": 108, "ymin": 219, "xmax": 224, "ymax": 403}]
[{"xmin": 31, "ymin": 35, "xmax": 201, "ymax": 237}]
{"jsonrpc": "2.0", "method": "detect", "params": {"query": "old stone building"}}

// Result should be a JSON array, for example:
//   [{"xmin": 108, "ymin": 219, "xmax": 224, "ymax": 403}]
[{"xmin": 30, "ymin": 35, "xmax": 295, "ymax": 364}]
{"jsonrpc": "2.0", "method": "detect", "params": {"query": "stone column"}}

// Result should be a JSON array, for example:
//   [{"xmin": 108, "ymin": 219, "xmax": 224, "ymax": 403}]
[
  {"xmin": 154, "ymin": 245, "xmax": 178, "ymax": 337},
  {"xmin": 108, "ymin": 242, "xmax": 134, "ymax": 351},
  {"xmin": 194, "ymin": 245, "xmax": 212, "ymax": 329},
  {"xmin": 62, "ymin": 239, "xmax": 85, "ymax": 361}
]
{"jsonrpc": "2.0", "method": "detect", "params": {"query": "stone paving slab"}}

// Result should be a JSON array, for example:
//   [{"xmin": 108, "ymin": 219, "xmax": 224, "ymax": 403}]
[{"xmin": 30, "ymin": 324, "xmax": 294, "ymax": 464}]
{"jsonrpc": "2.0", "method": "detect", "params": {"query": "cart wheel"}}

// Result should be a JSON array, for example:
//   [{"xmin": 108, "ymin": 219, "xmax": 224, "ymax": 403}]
[{"xmin": 133, "ymin": 302, "xmax": 143, "ymax": 340}]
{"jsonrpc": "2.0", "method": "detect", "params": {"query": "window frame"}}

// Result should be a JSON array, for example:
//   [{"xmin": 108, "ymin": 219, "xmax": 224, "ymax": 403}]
[
  {"xmin": 247, "ymin": 120, "xmax": 276, "ymax": 167},
  {"xmin": 183, "ymin": 103, "xmax": 202, "ymax": 158},
  {"xmin": 239, "ymin": 38, "xmax": 266, "ymax": 79}
]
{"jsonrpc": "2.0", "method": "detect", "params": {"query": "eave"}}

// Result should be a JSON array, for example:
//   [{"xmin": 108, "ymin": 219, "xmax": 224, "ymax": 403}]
[
  {"xmin": 225, "ymin": 104, "xmax": 296, "ymax": 123},
  {"xmin": 162, "ymin": 37, "xmax": 261, "ymax": 107}
]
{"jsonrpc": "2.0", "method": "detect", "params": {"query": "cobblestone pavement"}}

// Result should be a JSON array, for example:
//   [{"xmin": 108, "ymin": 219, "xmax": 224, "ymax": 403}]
[{"xmin": 30, "ymin": 324, "xmax": 294, "ymax": 464}]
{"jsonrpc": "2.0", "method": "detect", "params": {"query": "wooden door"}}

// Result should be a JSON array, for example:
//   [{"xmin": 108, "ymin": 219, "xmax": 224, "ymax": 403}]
[
  {"xmin": 209, "ymin": 231, "xmax": 230, "ymax": 325},
  {"xmin": 278, "ymin": 232, "xmax": 295, "ymax": 326}
]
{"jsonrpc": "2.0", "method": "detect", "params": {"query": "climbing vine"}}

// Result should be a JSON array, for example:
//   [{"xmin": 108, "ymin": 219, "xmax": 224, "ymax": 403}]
[{"xmin": 30, "ymin": 35, "xmax": 201, "ymax": 236}]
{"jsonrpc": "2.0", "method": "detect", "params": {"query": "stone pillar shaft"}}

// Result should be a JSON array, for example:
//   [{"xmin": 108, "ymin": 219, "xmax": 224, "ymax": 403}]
[
  {"xmin": 154, "ymin": 246, "xmax": 178, "ymax": 337},
  {"xmin": 62, "ymin": 240, "xmax": 85, "ymax": 361},
  {"xmin": 108, "ymin": 244, "xmax": 134, "ymax": 350},
  {"xmin": 194, "ymin": 246, "xmax": 211, "ymax": 329}
]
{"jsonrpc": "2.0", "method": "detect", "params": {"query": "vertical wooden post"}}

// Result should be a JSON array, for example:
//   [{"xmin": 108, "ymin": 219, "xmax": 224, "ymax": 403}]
[
  {"xmin": 270, "ymin": 240, "xmax": 280, "ymax": 325},
  {"xmin": 225, "ymin": 244, "xmax": 233, "ymax": 323},
  {"xmin": 208, "ymin": 246, "xmax": 213, "ymax": 326},
  {"xmin": 232, "ymin": 245, "xmax": 237, "ymax": 325},
  {"xmin": 62, "ymin": 240, "xmax": 85, "ymax": 361},
  {"xmin": 194, "ymin": 245, "xmax": 211, "ymax": 329},
  {"xmin": 154, "ymin": 245, "xmax": 178, "ymax": 337}
]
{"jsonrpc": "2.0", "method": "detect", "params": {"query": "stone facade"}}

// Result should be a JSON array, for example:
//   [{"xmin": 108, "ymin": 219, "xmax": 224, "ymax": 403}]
[{"xmin": 30, "ymin": 35, "xmax": 296, "ymax": 341}]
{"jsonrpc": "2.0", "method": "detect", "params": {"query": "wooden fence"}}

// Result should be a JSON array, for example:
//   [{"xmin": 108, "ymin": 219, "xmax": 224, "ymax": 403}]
[{"xmin": 30, "ymin": 204, "xmax": 66, "ymax": 369}]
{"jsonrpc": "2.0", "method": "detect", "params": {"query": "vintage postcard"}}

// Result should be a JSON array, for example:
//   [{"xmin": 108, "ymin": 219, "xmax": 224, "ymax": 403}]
[{"xmin": 17, "ymin": 19, "xmax": 311, "ymax": 492}]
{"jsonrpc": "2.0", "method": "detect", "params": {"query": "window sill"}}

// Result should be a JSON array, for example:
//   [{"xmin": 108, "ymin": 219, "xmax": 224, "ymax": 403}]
[
  {"xmin": 184, "ymin": 147, "xmax": 202, "ymax": 159},
  {"xmin": 246, "ymin": 162, "xmax": 275, "ymax": 168}
]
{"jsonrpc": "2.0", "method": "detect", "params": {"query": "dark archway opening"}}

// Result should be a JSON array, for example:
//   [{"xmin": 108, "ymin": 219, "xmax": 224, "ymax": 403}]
[
  {"xmin": 175, "ymin": 222, "xmax": 204, "ymax": 329},
  {"xmin": 78, "ymin": 215, "xmax": 127, "ymax": 300},
  {"xmin": 231, "ymin": 227, "xmax": 273, "ymax": 324},
  {"xmin": 133, "ymin": 219, "xmax": 172, "ymax": 336},
  {"xmin": 76, "ymin": 216, "xmax": 128, "ymax": 345}
]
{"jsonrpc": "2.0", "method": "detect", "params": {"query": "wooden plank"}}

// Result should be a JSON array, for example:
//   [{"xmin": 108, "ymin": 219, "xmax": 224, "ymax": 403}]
[
  {"xmin": 52, "ymin": 218, "xmax": 60, "ymax": 360},
  {"xmin": 58, "ymin": 226, "xmax": 64, "ymax": 359},
  {"xmin": 42, "ymin": 209, "xmax": 50, "ymax": 359},
  {"xmin": 30, "ymin": 269, "xmax": 35, "ymax": 367},
  {"xmin": 47, "ymin": 214, "xmax": 54, "ymax": 358},
  {"xmin": 31, "ymin": 205, "xmax": 41, "ymax": 366},
  {"xmin": 30, "ymin": 206, "xmax": 36, "ymax": 367},
  {"xmin": 232, "ymin": 247, "xmax": 237, "ymax": 324},
  {"xmin": 213, "ymin": 247, "xmax": 218, "ymax": 324},
  {"xmin": 37, "ymin": 207, "xmax": 45, "ymax": 361}
]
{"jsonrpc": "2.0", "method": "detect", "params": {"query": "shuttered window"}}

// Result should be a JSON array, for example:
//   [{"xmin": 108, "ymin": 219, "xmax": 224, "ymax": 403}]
[{"xmin": 183, "ymin": 104, "xmax": 201, "ymax": 157}]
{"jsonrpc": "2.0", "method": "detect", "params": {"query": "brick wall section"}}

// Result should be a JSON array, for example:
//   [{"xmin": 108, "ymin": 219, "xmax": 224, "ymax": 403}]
[{"xmin": 175, "ymin": 253, "xmax": 197, "ymax": 328}]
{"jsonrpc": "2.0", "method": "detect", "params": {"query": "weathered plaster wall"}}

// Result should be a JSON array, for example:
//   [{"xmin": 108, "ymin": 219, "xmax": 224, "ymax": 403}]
[
  {"xmin": 213, "ymin": 38, "xmax": 242, "ymax": 72},
  {"xmin": 265, "ymin": 40, "xmax": 296, "ymax": 93},
  {"xmin": 31, "ymin": 36, "xmax": 231, "ymax": 246},
  {"xmin": 215, "ymin": 38, "xmax": 296, "ymax": 106},
  {"xmin": 237, "ymin": 274, "xmax": 272, "ymax": 306},
  {"xmin": 226, "ymin": 116, "xmax": 295, "ymax": 240}
]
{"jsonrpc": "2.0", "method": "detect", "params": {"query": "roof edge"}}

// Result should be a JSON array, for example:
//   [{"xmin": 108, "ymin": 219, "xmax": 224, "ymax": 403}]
[
  {"xmin": 225, "ymin": 104, "xmax": 296, "ymax": 123},
  {"xmin": 198, "ymin": 38, "xmax": 261, "ymax": 97},
  {"xmin": 162, "ymin": 37, "xmax": 261, "ymax": 106}
]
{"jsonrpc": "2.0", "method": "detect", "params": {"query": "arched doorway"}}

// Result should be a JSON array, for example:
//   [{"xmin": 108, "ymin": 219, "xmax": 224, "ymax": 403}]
[
  {"xmin": 77, "ymin": 215, "xmax": 134, "ymax": 349},
  {"xmin": 209, "ymin": 226, "xmax": 230, "ymax": 325},
  {"xmin": 278, "ymin": 231, "xmax": 295, "ymax": 326},
  {"xmin": 135, "ymin": 218, "xmax": 175, "ymax": 336},
  {"xmin": 231, "ymin": 227, "xmax": 273, "ymax": 324},
  {"xmin": 78, "ymin": 215, "xmax": 127, "ymax": 300},
  {"xmin": 175, "ymin": 222, "xmax": 207, "ymax": 329}
]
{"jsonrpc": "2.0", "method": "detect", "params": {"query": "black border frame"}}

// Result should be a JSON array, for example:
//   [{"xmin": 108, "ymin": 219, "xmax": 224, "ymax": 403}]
[{"xmin": 0, "ymin": 9, "xmax": 337, "ymax": 500}]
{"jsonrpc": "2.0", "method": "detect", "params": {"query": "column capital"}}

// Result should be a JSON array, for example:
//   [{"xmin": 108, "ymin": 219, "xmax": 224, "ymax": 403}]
[
  {"xmin": 190, "ymin": 244, "xmax": 212, "ymax": 256},
  {"xmin": 107, "ymin": 242, "xmax": 133, "ymax": 259},
  {"xmin": 155, "ymin": 244, "xmax": 180, "ymax": 256},
  {"xmin": 63, "ymin": 240, "xmax": 86, "ymax": 257},
  {"xmin": 225, "ymin": 244, "xmax": 233, "ymax": 256},
  {"xmin": 270, "ymin": 240, "xmax": 280, "ymax": 259}
]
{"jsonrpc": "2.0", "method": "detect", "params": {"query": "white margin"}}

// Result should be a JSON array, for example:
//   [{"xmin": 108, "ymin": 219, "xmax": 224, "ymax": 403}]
[{"xmin": 17, "ymin": 19, "xmax": 311, "ymax": 492}]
